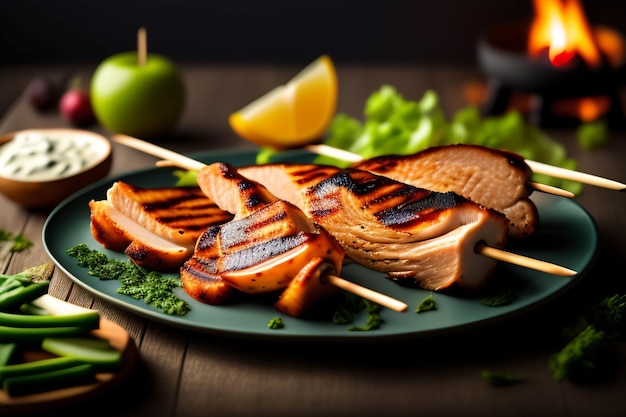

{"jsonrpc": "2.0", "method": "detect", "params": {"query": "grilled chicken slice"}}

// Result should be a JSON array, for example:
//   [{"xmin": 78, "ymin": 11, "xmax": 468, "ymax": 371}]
[
  {"xmin": 274, "ymin": 257, "xmax": 339, "ymax": 317},
  {"xmin": 89, "ymin": 182, "xmax": 233, "ymax": 271},
  {"xmin": 212, "ymin": 199, "xmax": 343, "ymax": 294},
  {"xmin": 182, "ymin": 162, "xmax": 344, "ymax": 314},
  {"xmin": 352, "ymin": 144, "xmax": 538, "ymax": 239},
  {"xmin": 237, "ymin": 163, "xmax": 509, "ymax": 291},
  {"xmin": 180, "ymin": 247, "xmax": 235, "ymax": 306},
  {"xmin": 89, "ymin": 200, "xmax": 193, "ymax": 271},
  {"xmin": 107, "ymin": 181, "xmax": 233, "ymax": 246}
]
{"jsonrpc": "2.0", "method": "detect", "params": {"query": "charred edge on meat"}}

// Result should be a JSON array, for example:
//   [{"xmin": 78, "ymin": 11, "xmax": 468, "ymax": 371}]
[{"xmin": 308, "ymin": 168, "xmax": 471, "ymax": 228}]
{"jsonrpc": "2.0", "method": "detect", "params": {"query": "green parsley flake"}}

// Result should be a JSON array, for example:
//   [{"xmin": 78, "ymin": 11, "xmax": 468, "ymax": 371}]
[
  {"xmin": 482, "ymin": 287, "xmax": 517, "ymax": 307},
  {"xmin": 415, "ymin": 293, "xmax": 436, "ymax": 313},
  {"xmin": 11, "ymin": 234, "xmax": 33, "ymax": 252},
  {"xmin": 332, "ymin": 292, "xmax": 384, "ymax": 331},
  {"xmin": 0, "ymin": 230, "xmax": 33, "ymax": 252},
  {"xmin": 268, "ymin": 317, "xmax": 284, "ymax": 329}
]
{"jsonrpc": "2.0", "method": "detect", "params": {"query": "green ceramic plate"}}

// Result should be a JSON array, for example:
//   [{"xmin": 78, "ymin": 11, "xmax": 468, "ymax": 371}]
[{"xmin": 43, "ymin": 148, "xmax": 598, "ymax": 342}]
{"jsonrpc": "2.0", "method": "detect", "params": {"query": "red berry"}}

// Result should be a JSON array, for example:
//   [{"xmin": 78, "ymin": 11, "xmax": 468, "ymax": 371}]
[{"xmin": 59, "ymin": 90, "xmax": 95, "ymax": 127}]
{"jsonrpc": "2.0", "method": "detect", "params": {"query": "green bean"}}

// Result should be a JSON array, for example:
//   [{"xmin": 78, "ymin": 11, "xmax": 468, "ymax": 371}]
[
  {"xmin": 42, "ymin": 336, "xmax": 122, "ymax": 368},
  {"xmin": 0, "ymin": 310, "xmax": 100, "ymax": 330},
  {"xmin": 3, "ymin": 363, "xmax": 95, "ymax": 397},
  {"xmin": 0, "ymin": 277, "xmax": 27, "ymax": 294},
  {"xmin": 0, "ymin": 356, "xmax": 84, "ymax": 384},
  {"xmin": 0, "ymin": 282, "xmax": 49, "ymax": 311},
  {"xmin": 0, "ymin": 325, "xmax": 89, "ymax": 343},
  {"xmin": 0, "ymin": 343, "xmax": 16, "ymax": 366}
]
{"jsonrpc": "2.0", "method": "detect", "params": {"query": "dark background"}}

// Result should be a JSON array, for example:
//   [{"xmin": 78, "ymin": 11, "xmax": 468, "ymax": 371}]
[{"xmin": 2, "ymin": 0, "xmax": 626, "ymax": 66}]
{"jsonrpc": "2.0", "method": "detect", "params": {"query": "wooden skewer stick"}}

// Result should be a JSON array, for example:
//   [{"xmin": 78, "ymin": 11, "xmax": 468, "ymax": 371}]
[
  {"xmin": 306, "ymin": 144, "xmax": 363, "ymax": 163},
  {"xmin": 113, "ymin": 134, "xmax": 578, "ymax": 278},
  {"xmin": 475, "ymin": 244, "xmax": 576, "ymax": 277},
  {"xmin": 112, "ymin": 134, "xmax": 408, "ymax": 313},
  {"xmin": 156, "ymin": 160, "xmax": 185, "ymax": 168},
  {"xmin": 524, "ymin": 159, "xmax": 626, "ymax": 191},
  {"xmin": 114, "ymin": 134, "xmax": 206, "ymax": 171},
  {"xmin": 527, "ymin": 181, "xmax": 574, "ymax": 198},
  {"xmin": 326, "ymin": 275, "xmax": 407, "ymax": 312},
  {"xmin": 306, "ymin": 143, "xmax": 624, "ymax": 193},
  {"xmin": 306, "ymin": 144, "xmax": 573, "ymax": 197}
]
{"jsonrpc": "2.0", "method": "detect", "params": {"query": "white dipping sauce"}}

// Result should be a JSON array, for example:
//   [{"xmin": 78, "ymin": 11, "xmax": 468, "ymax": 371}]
[{"xmin": 0, "ymin": 131, "xmax": 106, "ymax": 181}]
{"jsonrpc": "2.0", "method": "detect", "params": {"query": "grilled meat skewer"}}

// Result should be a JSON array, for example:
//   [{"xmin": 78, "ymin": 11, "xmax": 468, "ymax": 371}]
[
  {"xmin": 224, "ymin": 164, "xmax": 510, "ymax": 291},
  {"xmin": 182, "ymin": 162, "xmax": 346, "ymax": 316},
  {"xmin": 111, "ymin": 135, "xmax": 577, "ymax": 285}
]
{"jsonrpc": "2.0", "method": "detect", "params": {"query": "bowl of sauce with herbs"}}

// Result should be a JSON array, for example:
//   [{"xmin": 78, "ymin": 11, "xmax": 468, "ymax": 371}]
[{"xmin": 0, "ymin": 128, "xmax": 112, "ymax": 209}]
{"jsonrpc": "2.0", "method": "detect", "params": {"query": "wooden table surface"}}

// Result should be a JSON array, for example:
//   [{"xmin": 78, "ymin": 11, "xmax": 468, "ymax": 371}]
[{"xmin": 1, "ymin": 62, "xmax": 625, "ymax": 417}]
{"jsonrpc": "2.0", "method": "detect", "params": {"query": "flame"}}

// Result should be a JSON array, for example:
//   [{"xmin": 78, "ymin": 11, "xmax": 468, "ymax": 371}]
[{"xmin": 528, "ymin": 0, "xmax": 601, "ymax": 67}]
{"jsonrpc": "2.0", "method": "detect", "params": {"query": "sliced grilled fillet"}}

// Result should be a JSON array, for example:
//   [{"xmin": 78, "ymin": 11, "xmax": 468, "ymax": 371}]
[
  {"xmin": 238, "ymin": 163, "xmax": 340, "ymax": 212},
  {"xmin": 185, "ymin": 162, "xmax": 344, "ymax": 304},
  {"xmin": 89, "ymin": 200, "xmax": 193, "ymax": 271},
  {"xmin": 180, "ymin": 255, "xmax": 235, "ymax": 305},
  {"xmin": 107, "ymin": 181, "xmax": 233, "ymax": 246},
  {"xmin": 236, "ymin": 163, "xmax": 509, "ymax": 291},
  {"xmin": 90, "ymin": 182, "xmax": 232, "ymax": 271},
  {"xmin": 352, "ymin": 144, "xmax": 538, "ymax": 239}
]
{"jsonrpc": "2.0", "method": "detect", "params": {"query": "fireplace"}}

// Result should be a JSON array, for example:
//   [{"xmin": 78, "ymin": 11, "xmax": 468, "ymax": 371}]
[{"xmin": 476, "ymin": 0, "xmax": 626, "ymax": 127}]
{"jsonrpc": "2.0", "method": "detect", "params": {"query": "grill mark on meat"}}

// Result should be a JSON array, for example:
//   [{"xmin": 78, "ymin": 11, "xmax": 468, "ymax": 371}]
[
  {"xmin": 180, "ymin": 257, "xmax": 234, "ymax": 305},
  {"xmin": 378, "ymin": 192, "xmax": 466, "ymax": 228},
  {"xmin": 89, "ymin": 199, "xmax": 195, "ymax": 272},
  {"xmin": 107, "ymin": 181, "xmax": 233, "ymax": 245},
  {"xmin": 189, "ymin": 162, "xmax": 346, "ymax": 296},
  {"xmin": 220, "ymin": 233, "xmax": 311, "ymax": 272},
  {"xmin": 309, "ymin": 169, "xmax": 468, "ymax": 229},
  {"xmin": 195, "ymin": 225, "xmax": 220, "ymax": 252},
  {"xmin": 234, "ymin": 163, "xmax": 509, "ymax": 291},
  {"xmin": 237, "ymin": 179, "xmax": 268, "ymax": 211},
  {"xmin": 218, "ymin": 209, "xmax": 291, "ymax": 254},
  {"xmin": 131, "ymin": 188, "xmax": 229, "ymax": 234},
  {"xmin": 353, "ymin": 144, "xmax": 537, "ymax": 239},
  {"xmin": 304, "ymin": 168, "xmax": 489, "ymax": 239}
]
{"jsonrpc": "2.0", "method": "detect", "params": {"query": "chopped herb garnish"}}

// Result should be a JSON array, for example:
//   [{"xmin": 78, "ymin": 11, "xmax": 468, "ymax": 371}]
[
  {"xmin": 0, "ymin": 230, "xmax": 33, "ymax": 252},
  {"xmin": 332, "ymin": 292, "xmax": 384, "ymax": 331},
  {"xmin": 549, "ymin": 324, "xmax": 615, "ymax": 383},
  {"xmin": 482, "ymin": 287, "xmax": 517, "ymax": 307},
  {"xmin": 268, "ymin": 317, "xmax": 284, "ymax": 329},
  {"xmin": 348, "ymin": 312, "xmax": 383, "ymax": 331},
  {"xmin": 66, "ymin": 244, "xmax": 190, "ymax": 316},
  {"xmin": 0, "ymin": 231, "xmax": 11, "ymax": 242},
  {"xmin": 11, "ymin": 234, "xmax": 33, "ymax": 252},
  {"xmin": 549, "ymin": 293, "xmax": 626, "ymax": 383},
  {"xmin": 415, "ymin": 293, "xmax": 436, "ymax": 313},
  {"xmin": 332, "ymin": 308, "xmax": 354, "ymax": 325}
]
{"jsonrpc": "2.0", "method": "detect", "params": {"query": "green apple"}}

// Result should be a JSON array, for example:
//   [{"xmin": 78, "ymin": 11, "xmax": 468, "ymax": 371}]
[{"xmin": 90, "ymin": 52, "xmax": 185, "ymax": 138}]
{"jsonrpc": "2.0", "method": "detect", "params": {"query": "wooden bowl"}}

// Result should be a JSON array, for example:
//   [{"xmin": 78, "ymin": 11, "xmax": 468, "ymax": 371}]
[{"xmin": 0, "ymin": 128, "xmax": 112, "ymax": 209}]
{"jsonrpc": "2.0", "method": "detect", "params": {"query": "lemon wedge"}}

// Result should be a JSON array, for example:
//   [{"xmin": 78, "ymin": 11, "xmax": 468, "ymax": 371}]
[{"xmin": 229, "ymin": 55, "xmax": 338, "ymax": 148}]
